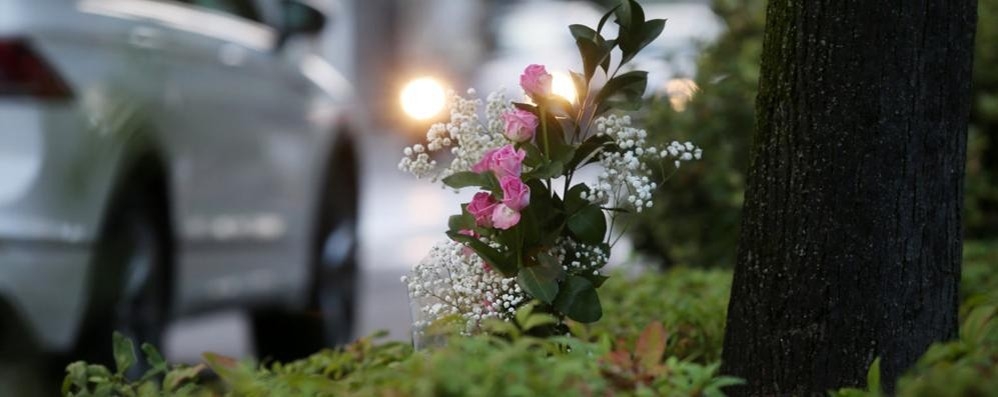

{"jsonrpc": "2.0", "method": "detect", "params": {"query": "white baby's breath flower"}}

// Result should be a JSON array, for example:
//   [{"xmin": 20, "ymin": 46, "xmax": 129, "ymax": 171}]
[
  {"xmin": 404, "ymin": 240, "xmax": 525, "ymax": 334},
  {"xmin": 586, "ymin": 115, "xmax": 701, "ymax": 212},
  {"xmin": 398, "ymin": 90, "xmax": 513, "ymax": 182}
]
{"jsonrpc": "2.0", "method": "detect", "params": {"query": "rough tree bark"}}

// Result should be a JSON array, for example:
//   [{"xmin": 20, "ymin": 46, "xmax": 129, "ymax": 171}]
[{"xmin": 721, "ymin": 1, "xmax": 977, "ymax": 395}]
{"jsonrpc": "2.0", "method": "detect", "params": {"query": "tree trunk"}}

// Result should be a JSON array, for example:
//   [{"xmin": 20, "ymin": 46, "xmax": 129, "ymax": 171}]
[{"xmin": 721, "ymin": 1, "xmax": 977, "ymax": 395}]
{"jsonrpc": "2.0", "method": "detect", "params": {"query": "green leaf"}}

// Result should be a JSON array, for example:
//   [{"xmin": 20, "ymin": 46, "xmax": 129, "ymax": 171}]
[
  {"xmin": 141, "ymin": 343, "xmax": 167, "ymax": 374},
  {"xmin": 448, "ymin": 209, "xmax": 475, "ymax": 232},
  {"xmin": 567, "ymin": 204, "xmax": 607, "ymax": 245},
  {"xmin": 614, "ymin": 1, "xmax": 645, "ymax": 59},
  {"xmin": 112, "ymin": 331, "xmax": 135, "ymax": 376},
  {"xmin": 137, "ymin": 380, "xmax": 159, "ymax": 397},
  {"xmin": 521, "ymin": 142, "xmax": 545, "ymax": 168},
  {"xmin": 597, "ymin": 4, "xmax": 620, "ymax": 36},
  {"xmin": 447, "ymin": 230, "xmax": 517, "ymax": 276},
  {"xmin": 514, "ymin": 301, "xmax": 538, "ymax": 327},
  {"xmin": 567, "ymin": 134, "xmax": 614, "ymax": 171},
  {"xmin": 961, "ymin": 304, "xmax": 996, "ymax": 345},
  {"xmin": 600, "ymin": 40, "xmax": 615, "ymax": 73},
  {"xmin": 596, "ymin": 71, "xmax": 648, "ymax": 109},
  {"xmin": 866, "ymin": 357, "xmax": 881, "ymax": 395},
  {"xmin": 564, "ymin": 184, "xmax": 591, "ymax": 214},
  {"xmin": 639, "ymin": 19, "xmax": 666, "ymax": 54},
  {"xmin": 583, "ymin": 272, "xmax": 610, "ymax": 288},
  {"xmin": 553, "ymin": 276, "xmax": 602, "ymax": 323},
  {"xmin": 517, "ymin": 253, "xmax": 565, "ymax": 304},
  {"xmin": 522, "ymin": 312, "xmax": 559, "ymax": 332},
  {"xmin": 442, "ymin": 171, "xmax": 491, "ymax": 190},
  {"xmin": 569, "ymin": 24, "xmax": 598, "ymax": 42},
  {"xmin": 164, "ymin": 364, "xmax": 206, "ymax": 392},
  {"xmin": 141, "ymin": 343, "xmax": 164, "ymax": 368},
  {"xmin": 614, "ymin": 0, "xmax": 636, "ymax": 30},
  {"xmin": 525, "ymin": 160, "xmax": 564, "ymax": 180},
  {"xmin": 575, "ymin": 37, "xmax": 603, "ymax": 81},
  {"xmin": 63, "ymin": 361, "xmax": 88, "ymax": 395},
  {"xmin": 519, "ymin": 202, "xmax": 543, "ymax": 246}
]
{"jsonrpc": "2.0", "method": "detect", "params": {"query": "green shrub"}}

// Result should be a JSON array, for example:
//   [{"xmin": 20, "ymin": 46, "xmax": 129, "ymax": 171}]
[
  {"xmin": 61, "ymin": 242, "xmax": 996, "ymax": 396},
  {"xmin": 592, "ymin": 267, "xmax": 731, "ymax": 362},
  {"xmin": 633, "ymin": 0, "xmax": 998, "ymax": 268},
  {"xmin": 966, "ymin": 0, "xmax": 998, "ymax": 237},
  {"xmin": 62, "ymin": 302, "xmax": 739, "ymax": 397}
]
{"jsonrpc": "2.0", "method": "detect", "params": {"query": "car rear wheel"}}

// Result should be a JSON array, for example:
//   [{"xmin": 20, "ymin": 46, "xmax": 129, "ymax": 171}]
[
  {"xmin": 77, "ymin": 186, "xmax": 170, "ymax": 376},
  {"xmin": 252, "ymin": 144, "xmax": 359, "ymax": 362}
]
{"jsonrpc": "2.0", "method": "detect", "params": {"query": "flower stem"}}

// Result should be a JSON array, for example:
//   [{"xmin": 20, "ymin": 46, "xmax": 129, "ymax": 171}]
[{"xmin": 540, "ymin": 106, "xmax": 550, "ymax": 159}]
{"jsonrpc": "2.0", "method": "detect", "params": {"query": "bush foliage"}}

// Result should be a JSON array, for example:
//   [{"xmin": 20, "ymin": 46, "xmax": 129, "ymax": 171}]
[
  {"xmin": 632, "ymin": 0, "xmax": 998, "ymax": 268},
  {"xmin": 62, "ymin": 241, "xmax": 996, "ymax": 396}
]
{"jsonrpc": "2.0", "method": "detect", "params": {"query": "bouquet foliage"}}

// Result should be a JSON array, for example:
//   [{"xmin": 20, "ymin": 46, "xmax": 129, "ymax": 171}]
[{"xmin": 399, "ymin": 0, "xmax": 701, "ymax": 334}]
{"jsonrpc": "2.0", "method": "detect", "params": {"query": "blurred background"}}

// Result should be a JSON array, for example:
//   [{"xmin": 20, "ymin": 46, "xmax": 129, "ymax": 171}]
[{"xmin": 1, "ymin": 0, "xmax": 995, "ymax": 393}]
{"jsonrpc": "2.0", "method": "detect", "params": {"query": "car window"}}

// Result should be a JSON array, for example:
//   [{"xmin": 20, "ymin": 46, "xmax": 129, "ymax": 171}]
[{"xmin": 178, "ymin": 0, "xmax": 262, "ymax": 23}]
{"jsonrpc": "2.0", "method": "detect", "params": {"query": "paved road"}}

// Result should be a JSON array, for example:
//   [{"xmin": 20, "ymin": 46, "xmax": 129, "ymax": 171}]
[{"xmin": 163, "ymin": 131, "xmax": 474, "ymax": 363}]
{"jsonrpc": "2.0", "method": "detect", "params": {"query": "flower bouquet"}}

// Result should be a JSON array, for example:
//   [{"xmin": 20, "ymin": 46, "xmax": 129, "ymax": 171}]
[{"xmin": 400, "ymin": 0, "xmax": 700, "ymax": 341}]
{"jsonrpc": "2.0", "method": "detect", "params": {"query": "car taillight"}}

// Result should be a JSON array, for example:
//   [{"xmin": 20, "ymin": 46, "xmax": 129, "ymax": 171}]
[{"xmin": 0, "ymin": 38, "xmax": 73, "ymax": 99}]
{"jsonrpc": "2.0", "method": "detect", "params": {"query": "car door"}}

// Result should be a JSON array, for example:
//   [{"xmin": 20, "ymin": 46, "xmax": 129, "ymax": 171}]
[{"xmin": 137, "ymin": 0, "xmax": 321, "ymax": 312}]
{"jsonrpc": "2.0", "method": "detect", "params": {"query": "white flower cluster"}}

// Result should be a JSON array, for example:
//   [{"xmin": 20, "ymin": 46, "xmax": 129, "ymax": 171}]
[
  {"xmin": 398, "ymin": 89, "xmax": 511, "ymax": 181},
  {"xmin": 549, "ymin": 237, "xmax": 609, "ymax": 276},
  {"xmin": 586, "ymin": 115, "xmax": 702, "ymax": 212},
  {"xmin": 403, "ymin": 240, "xmax": 525, "ymax": 334}
]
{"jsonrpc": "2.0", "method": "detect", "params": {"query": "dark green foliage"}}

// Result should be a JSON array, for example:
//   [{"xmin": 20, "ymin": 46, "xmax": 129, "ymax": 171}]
[
  {"xmin": 966, "ymin": 0, "xmax": 998, "ymax": 237},
  {"xmin": 631, "ymin": 0, "xmax": 766, "ymax": 268},
  {"xmin": 632, "ymin": 0, "xmax": 998, "ymax": 268},
  {"xmin": 60, "ymin": 241, "xmax": 997, "ymax": 396},
  {"xmin": 592, "ymin": 266, "xmax": 732, "ymax": 362}
]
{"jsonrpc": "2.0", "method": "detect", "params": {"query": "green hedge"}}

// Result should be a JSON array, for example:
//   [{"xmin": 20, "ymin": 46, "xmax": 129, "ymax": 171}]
[{"xmin": 62, "ymin": 242, "xmax": 996, "ymax": 396}]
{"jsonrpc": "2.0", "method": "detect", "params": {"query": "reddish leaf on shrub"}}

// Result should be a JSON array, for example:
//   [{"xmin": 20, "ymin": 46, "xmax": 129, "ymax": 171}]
[{"xmin": 635, "ymin": 322, "xmax": 667, "ymax": 373}]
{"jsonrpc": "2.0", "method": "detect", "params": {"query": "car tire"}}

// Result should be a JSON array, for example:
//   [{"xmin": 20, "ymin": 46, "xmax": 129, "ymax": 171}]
[
  {"xmin": 76, "ymin": 184, "xmax": 170, "ymax": 376},
  {"xmin": 0, "ymin": 303, "xmax": 54, "ymax": 395},
  {"xmin": 252, "ymin": 143, "xmax": 359, "ymax": 362}
]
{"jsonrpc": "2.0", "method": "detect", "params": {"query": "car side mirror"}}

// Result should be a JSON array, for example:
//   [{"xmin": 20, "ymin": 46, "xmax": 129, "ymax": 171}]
[{"xmin": 278, "ymin": 0, "xmax": 327, "ymax": 46}]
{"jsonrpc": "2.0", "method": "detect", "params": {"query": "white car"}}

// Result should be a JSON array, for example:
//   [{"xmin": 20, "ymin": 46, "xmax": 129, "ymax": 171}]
[{"xmin": 0, "ymin": 0, "xmax": 361, "ymax": 366}]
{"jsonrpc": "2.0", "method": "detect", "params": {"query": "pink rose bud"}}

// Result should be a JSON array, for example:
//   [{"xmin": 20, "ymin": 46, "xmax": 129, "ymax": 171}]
[
  {"xmin": 466, "ymin": 192, "xmax": 498, "ymax": 227},
  {"xmin": 520, "ymin": 64, "xmax": 552, "ymax": 98},
  {"xmin": 471, "ymin": 148, "xmax": 499, "ymax": 174},
  {"xmin": 491, "ymin": 203, "xmax": 521, "ymax": 230},
  {"xmin": 490, "ymin": 144, "xmax": 526, "ymax": 178},
  {"xmin": 499, "ymin": 175, "xmax": 530, "ymax": 211},
  {"xmin": 502, "ymin": 109, "xmax": 539, "ymax": 143}
]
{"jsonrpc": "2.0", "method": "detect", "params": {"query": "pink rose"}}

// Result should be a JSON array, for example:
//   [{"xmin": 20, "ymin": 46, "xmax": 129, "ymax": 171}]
[
  {"xmin": 520, "ymin": 64, "xmax": 552, "ymax": 97},
  {"xmin": 491, "ymin": 203, "xmax": 521, "ymax": 230},
  {"xmin": 499, "ymin": 176, "xmax": 530, "ymax": 211},
  {"xmin": 471, "ymin": 148, "xmax": 498, "ymax": 174},
  {"xmin": 502, "ymin": 109, "xmax": 538, "ymax": 142},
  {"xmin": 471, "ymin": 145, "xmax": 525, "ymax": 178},
  {"xmin": 466, "ymin": 192, "xmax": 498, "ymax": 227},
  {"xmin": 490, "ymin": 145, "xmax": 526, "ymax": 178}
]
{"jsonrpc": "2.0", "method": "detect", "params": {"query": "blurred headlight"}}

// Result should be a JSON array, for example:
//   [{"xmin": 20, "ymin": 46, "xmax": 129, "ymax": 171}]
[
  {"xmin": 665, "ymin": 78, "xmax": 698, "ymax": 112},
  {"xmin": 400, "ymin": 77, "xmax": 446, "ymax": 121},
  {"xmin": 551, "ymin": 71, "xmax": 577, "ymax": 104}
]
